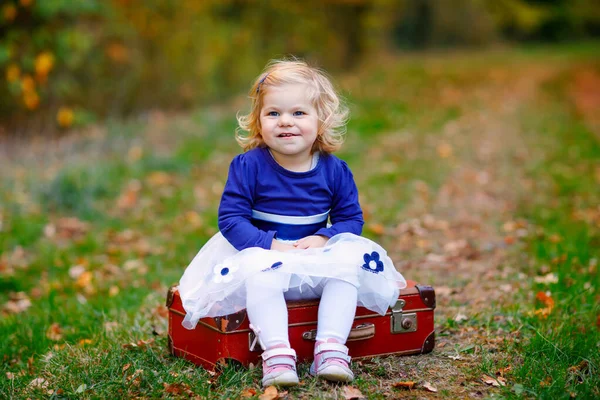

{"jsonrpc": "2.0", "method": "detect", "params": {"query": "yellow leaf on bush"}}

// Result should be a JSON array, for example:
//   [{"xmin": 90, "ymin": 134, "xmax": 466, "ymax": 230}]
[
  {"xmin": 35, "ymin": 52, "xmax": 55, "ymax": 77},
  {"xmin": 105, "ymin": 43, "xmax": 129, "ymax": 63},
  {"xmin": 2, "ymin": 5, "xmax": 17, "ymax": 22},
  {"xmin": 5, "ymin": 64, "xmax": 20, "ymax": 82},
  {"xmin": 57, "ymin": 107, "xmax": 75, "ymax": 128},
  {"xmin": 21, "ymin": 75, "xmax": 35, "ymax": 93},
  {"xmin": 23, "ymin": 91, "xmax": 40, "ymax": 110}
]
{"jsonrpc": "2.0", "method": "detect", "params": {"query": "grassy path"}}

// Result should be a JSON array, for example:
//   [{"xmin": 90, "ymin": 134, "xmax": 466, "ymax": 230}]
[{"xmin": 1, "ymin": 44, "xmax": 599, "ymax": 399}]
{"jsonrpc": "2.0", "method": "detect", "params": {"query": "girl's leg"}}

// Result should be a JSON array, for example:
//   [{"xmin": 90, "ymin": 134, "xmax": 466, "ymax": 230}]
[
  {"xmin": 316, "ymin": 278, "xmax": 358, "ymax": 343},
  {"xmin": 312, "ymin": 278, "xmax": 357, "ymax": 383},
  {"xmin": 246, "ymin": 275, "xmax": 290, "ymax": 349},
  {"xmin": 246, "ymin": 273, "xmax": 299, "ymax": 387}
]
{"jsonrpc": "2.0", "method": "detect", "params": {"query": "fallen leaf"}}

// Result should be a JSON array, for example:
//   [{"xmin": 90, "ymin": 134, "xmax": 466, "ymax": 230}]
[
  {"xmin": 146, "ymin": 171, "xmax": 173, "ymax": 187},
  {"xmin": 122, "ymin": 363, "xmax": 131, "ymax": 372},
  {"xmin": 534, "ymin": 291, "xmax": 555, "ymax": 318},
  {"xmin": 241, "ymin": 388, "xmax": 257, "ymax": 398},
  {"xmin": 117, "ymin": 180, "xmax": 141, "ymax": 210},
  {"xmin": 534, "ymin": 273, "xmax": 558, "ymax": 284},
  {"xmin": 46, "ymin": 323, "xmax": 63, "ymax": 341},
  {"xmin": 3, "ymin": 292, "xmax": 32, "ymax": 314},
  {"xmin": 75, "ymin": 271, "xmax": 93, "ymax": 289},
  {"xmin": 342, "ymin": 385, "xmax": 365, "ymax": 399},
  {"xmin": 78, "ymin": 339, "xmax": 92, "ymax": 346},
  {"xmin": 392, "ymin": 381, "xmax": 415, "ymax": 390},
  {"xmin": 421, "ymin": 381, "xmax": 438, "ymax": 392},
  {"xmin": 28, "ymin": 377, "xmax": 49, "ymax": 389},
  {"xmin": 163, "ymin": 382, "xmax": 194, "ymax": 396},
  {"xmin": 454, "ymin": 313, "xmax": 469, "ymax": 322},
  {"xmin": 259, "ymin": 385, "xmax": 278, "ymax": 400},
  {"xmin": 137, "ymin": 338, "xmax": 154, "ymax": 347},
  {"xmin": 6, "ymin": 372, "xmax": 15, "ymax": 379},
  {"xmin": 437, "ymin": 143, "xmax": 453, "ymax": 158},
  {"xmin": 539, "ymin": 376, "xmax": 552, "ymax": 387},
  {"xmin": 549, "ymin": 234, "xmax": 562, "ymax": 243},
  {"xmin": 482, "ymin": 374, "xmax": 505, "ymax": 387}
]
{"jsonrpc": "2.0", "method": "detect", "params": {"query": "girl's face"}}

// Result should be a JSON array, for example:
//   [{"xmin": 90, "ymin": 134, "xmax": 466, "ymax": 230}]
[{"xmin": 260, "ymin": 83, "xmax": 319, "ymax": 168}]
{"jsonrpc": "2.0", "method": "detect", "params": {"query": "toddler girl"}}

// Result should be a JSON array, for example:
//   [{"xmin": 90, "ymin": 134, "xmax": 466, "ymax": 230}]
[{"xmin": 179, "ymin": 59, "xmax": 406, "ymax": 387}]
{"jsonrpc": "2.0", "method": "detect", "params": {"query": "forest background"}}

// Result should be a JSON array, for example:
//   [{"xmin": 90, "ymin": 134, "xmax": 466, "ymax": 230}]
[
  {"xmin": 1, "ymin": 1, "xmax": 600, "ymax": 399},
  {"xmin": 1, "ymin": 0, "xmax": 600, "ymax": 133}
]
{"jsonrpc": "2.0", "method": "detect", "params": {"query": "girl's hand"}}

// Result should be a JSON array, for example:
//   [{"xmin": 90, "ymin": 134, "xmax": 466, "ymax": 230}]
[
  {"xmin": 294, "ymin": 235, "xmax": 328, "ymax": 249},
  {"xmin": 271, "ymin": 239, "xmax": 296, "ymax": 252}
]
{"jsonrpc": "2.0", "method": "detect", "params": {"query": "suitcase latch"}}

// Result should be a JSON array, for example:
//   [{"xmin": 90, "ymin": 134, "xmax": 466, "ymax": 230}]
[{"xmin": 391, "ymin": 299, "xmax": 417, "ymax": 334}]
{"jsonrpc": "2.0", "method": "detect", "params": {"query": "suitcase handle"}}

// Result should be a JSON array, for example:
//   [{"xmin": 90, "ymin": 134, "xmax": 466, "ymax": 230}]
[{"xmin": 302, "ymin": 323, "xmax": 375, "ymax": 342}]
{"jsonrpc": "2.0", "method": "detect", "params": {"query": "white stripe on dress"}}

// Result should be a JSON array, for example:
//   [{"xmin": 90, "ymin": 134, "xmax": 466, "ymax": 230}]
[{"xmin": 251, "ymin": 209, "xmax": 329, "ymax": 225}]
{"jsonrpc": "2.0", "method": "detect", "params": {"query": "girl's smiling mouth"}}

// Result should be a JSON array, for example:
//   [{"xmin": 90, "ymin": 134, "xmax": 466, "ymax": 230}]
[{"xmin": 278, "ymin": 133, "xmax": 299, "ymax": 137}]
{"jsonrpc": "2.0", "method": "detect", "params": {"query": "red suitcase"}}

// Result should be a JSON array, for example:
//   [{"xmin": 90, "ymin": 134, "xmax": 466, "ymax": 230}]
[{"xmin": 167, "ymin": 280, "xmax": 435, "ymax": 370}]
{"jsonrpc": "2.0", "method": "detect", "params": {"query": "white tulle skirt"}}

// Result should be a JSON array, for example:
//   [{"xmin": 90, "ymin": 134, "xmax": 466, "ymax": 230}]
[{"xmin": 179, "ymin": 232, "xmax": 406, "ymax": 329}]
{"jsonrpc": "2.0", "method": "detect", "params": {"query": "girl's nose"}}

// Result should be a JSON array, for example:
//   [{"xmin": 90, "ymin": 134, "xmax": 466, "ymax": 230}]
[{"xmin": 278, "ymin": 114, "xmax": 293, "ymax": 126}]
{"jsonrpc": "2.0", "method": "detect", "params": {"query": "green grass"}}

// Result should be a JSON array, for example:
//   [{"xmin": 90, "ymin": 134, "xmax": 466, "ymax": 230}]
[
  {"xmin": 1, "ymin": 43, "xmax": 600, "ymax": 398},
  {"xmin": 497, "ymin": 70, "xmax": 600, "ymax": 399}
]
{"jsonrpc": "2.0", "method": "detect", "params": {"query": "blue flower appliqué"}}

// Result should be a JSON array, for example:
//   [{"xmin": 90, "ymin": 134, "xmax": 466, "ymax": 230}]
[
  {"xmin": 213, "ymin": 262, "xmax": 238, "ymax": 283},
  {"xmin": 361, "ymin": 252, "xmax": 384, "ymax": 274},
  {"xmin": 261, "ymin": 261, "xmax": 283, "ymax": 272}
]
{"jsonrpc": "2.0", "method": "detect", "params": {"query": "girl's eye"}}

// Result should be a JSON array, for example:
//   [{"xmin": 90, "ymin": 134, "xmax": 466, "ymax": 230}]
[
  {"xmin": 267, "ymin": 111, "xmax": 279, "ymax": 116},
  {"xmin": 293, "ymin": 111, "xmax": 305, "ymax": 116}
]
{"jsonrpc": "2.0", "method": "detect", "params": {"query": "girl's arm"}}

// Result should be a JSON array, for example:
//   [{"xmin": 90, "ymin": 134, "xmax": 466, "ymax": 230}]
[
  {"xmin": 314, "ymin": 160, "xmax": 364, "ymax": 239},
  {"xmin": 218, "ymin": 156, "xmax": 277, "ymax": 251}
]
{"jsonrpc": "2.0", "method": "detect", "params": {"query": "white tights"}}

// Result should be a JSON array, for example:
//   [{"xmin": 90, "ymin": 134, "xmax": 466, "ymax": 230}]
[{"xmin": 246, "ymin": 277, "xmax": 358, "ymax": 350}]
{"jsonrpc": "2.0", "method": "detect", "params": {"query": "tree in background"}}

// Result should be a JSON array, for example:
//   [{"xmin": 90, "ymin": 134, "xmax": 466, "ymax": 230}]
[{"xmin": 1, "ymin": 0, "xmax": 598, "ymax": 134}]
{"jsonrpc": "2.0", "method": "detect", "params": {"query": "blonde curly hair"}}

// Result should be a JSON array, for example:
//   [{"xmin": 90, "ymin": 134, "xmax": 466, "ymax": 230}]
[{"xmin": 236, "ymin": 59, "xmax": 349, "ymax": 153}]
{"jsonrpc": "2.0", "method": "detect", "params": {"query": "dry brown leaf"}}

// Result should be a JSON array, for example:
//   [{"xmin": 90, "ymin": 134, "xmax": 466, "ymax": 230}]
[
  {"xmin": 3, "ymin": 292, "xmax": 32, "ymax": 314},
  {"xmin": 534, "ymin": 291, "xmax": 555, "ymax": 318},
  {"xmin": 75, "ymin": 271, "xmax": 93, "ymax": 289},
  {"xmin": 122, "ymin": 363, "xmax": 131, "ymax": 372},
  {"xmin": 437, "ymin": 143, "xmax": 453, "ymax": 158},
  {"xmin": 6, "ymin": 372, "xmax": 15, "ymax": 379},
  {"xmin": 392, "ymin": 381, "xmax": 415, "ymax": 390},
  {"xmin": 28, "ymin": 377, "xmax": 49, "ymax": 389},
  {"xmin": 117, "ymin": 180, "xmax": 141, "ymax": 210},
  {"xmin": 342, "ymin": 385, "xmax": 365, "ymax": 399},
  {"xmin": 146, "ymin": 171, "xmax": 173, "ymax": 187},
  {"xmin": 259, "ymin": 385, "xmax": 278, "ymax": 400},
  {"xmin": 241, "ymin": 388, "xmax": 257, "ymax": 398},
  {"xmin": 109, "ymin": 286, "xmax": 120, "ymax": 297},
  {"xmin": 421, "ymin": 381, "xmax": 438, "ymax": 392},
  {"xmin": 46, "ymin": 323, "xmax": 63, "ymax": 341},
  {"xmin": 454, "ymin": 313, "xmax": 469, "ymax": 322},
  {"xmin": 137, "ymin": 338, "xmax": 154, "ymax": 347},
  {"xmin": 78, "ymin": 339, "xmax": 92, "ymax": 346},
  {"xmin": 482, "ymin": 374, "xmax": 505, "ymax": 387}
]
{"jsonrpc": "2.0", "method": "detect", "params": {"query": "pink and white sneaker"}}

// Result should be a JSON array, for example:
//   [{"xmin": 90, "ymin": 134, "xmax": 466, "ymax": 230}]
[
  {"xmin": 260, "ymin": 345, "xmax": 299, "ymax": 387},
  {"xmin": 309, "ymin": 338, "xmax": 354, "ymax": 382}
]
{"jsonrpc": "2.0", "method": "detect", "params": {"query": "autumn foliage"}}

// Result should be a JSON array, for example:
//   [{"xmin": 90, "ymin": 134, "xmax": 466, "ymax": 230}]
[{"xmin": 1, "ymin": 0, "xmax": 600, "ymax": 132}]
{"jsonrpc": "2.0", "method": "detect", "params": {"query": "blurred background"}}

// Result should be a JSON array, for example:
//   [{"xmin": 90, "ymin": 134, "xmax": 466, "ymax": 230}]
[{"xmin": 1, "ymin": 0, "xmax": 599, "ymax": 134}]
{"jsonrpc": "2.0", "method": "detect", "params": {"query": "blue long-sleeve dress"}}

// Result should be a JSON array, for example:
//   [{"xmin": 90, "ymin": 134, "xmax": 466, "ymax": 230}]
[{"xmin": 179, "ymin": 147, "xmax": 406, "ymax": 329}]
